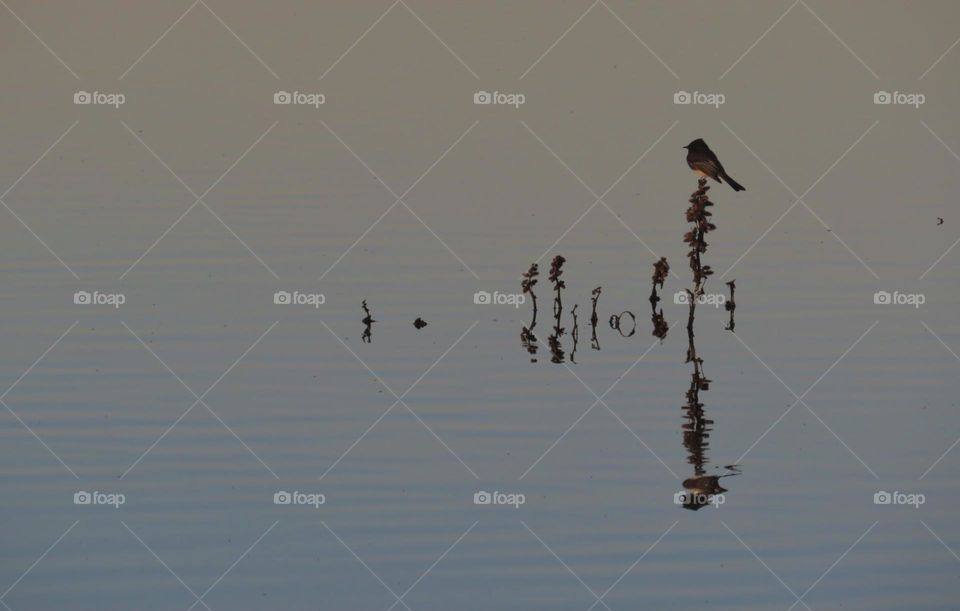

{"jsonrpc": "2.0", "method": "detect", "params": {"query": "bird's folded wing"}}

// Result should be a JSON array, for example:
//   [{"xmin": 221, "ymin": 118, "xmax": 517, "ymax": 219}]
[{"xmin": 690, "ymin": 159, "xmax": 722, "ymax": 176}]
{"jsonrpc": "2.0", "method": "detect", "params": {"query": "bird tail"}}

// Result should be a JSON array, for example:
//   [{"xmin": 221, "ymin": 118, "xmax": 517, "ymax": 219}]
[{"xmin": 721, "ymin": 172, "xmax": 745, "ymax": 192}]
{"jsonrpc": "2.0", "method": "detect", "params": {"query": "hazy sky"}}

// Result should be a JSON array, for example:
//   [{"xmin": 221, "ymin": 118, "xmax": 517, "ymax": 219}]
[{"xmin": 1, "ymin": 1, "xmax": 958, "ymax": 286}]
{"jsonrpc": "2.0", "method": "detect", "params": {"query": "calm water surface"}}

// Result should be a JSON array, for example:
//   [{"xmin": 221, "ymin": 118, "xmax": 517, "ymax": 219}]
[{"xmin": 2, "ymin": 205, "xmax": 957, "ymax": 609}]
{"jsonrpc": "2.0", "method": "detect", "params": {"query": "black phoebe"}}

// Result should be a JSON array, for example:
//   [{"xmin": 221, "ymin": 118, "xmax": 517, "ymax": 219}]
[{"xmin": 684, "ymin": 139, "xmax": 745, "ymax": 192}]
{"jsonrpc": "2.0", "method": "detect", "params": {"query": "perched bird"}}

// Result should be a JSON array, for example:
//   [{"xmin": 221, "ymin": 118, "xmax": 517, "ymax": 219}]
[{"xmin": 684, "ymin": 139, "xmax": 745, "ymax": 192}]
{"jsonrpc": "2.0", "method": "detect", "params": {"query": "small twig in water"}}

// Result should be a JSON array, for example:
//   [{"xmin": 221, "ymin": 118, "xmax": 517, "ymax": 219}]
[
  {"xmin": 650, "ymin": 259, "xmax": 669, "ymax": 340},
  {"xmin": 724, "ymin": 280, "xmax": 736, "ymax": 332},
  {"xmin": 650, "ymin": 257, "xmax": 670, "ymax": 306},
  {"xmin": 521, "ymin": 263, "xmax": 540, "ymax": 326},
  {"xmin": 361, "ymin": 300, "xmax": 374, "ymax": 343},
  {"xmin": 609, "ymin": 311, "xmax": 637, "ymax": 338},
  {"xmin": 589, "ymin": 287, "xmax": 601, "ymax": 350},
  {"xmin": 570, "ymin": 304, "xmax": 580, "ymax": 363},
  {"xmin": 549, "ymin": 255, "xmax": 566, "ymax": 322}
]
